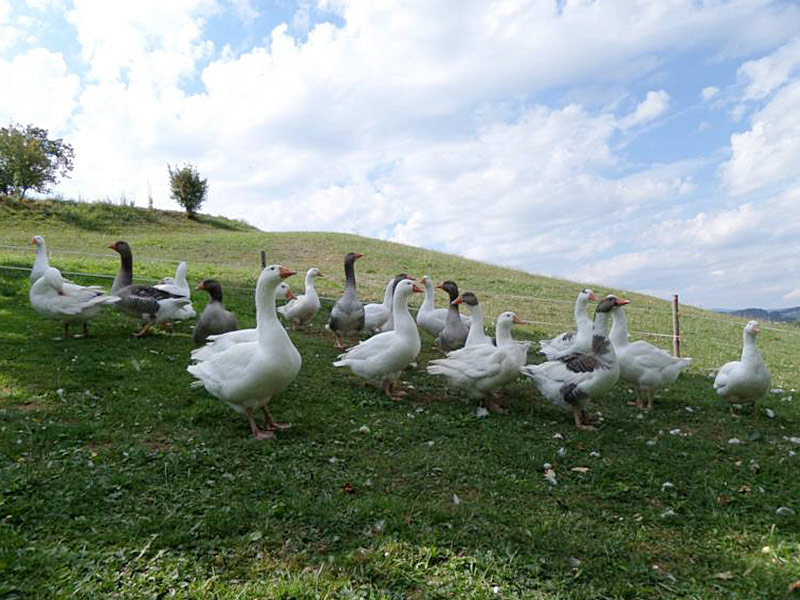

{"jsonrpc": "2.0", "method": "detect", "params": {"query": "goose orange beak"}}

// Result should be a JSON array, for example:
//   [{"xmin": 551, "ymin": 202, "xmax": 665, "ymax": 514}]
[
  {"xmin": 285, "ymin": 289, "xmax": 296, "ymax": 300},
  {"xmin": 107, "ymin": 242, "xmax": 118, "ymax": 250},
  {"xmin": 452, "ymin": 294, "xmax": 464, "ymax": 305},
  {"xmin": 412, "ymin": 283, "xmax": 423, "ymax": 293},
  {"xmin": 616, "ymin": 298, "xmax": 631, "ymax": 306},
  {"xmin": 588, "ymin": 292, "xmax": 598, "ymax": 301},
  {"xmin": 278, "ymin": 266, "xmax": 296, "ymax": 279},
  {"xmin": 512, "ymin": 316, "xmax": 531, "ymax": 325},
  {"xmin": 195, "ymin": 281, "xmax": 206, "ymax": 291},
  {"xmin": 353, "ymin": 253, "xmax": 363, "ymax": 260}
]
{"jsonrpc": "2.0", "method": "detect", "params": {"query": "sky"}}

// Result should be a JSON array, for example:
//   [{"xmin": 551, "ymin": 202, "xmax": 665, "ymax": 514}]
[{"xmin": 2, "ymin": 0, "xmax": 800, "ymax": 309}]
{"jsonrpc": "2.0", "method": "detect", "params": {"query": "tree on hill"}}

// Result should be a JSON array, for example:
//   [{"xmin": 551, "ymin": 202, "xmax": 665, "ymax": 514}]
[
  {"xmin": 0, "ymin": 123, "xmax": 74, "ymax": 200},
  {"xmin": 168, "ymin": 163, "xmax": 208, "ymax": 218}
]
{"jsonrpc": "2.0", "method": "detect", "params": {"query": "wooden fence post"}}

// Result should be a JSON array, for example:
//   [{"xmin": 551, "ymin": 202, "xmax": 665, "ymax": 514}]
[
  {"xmin": 672, "ymin": 294, "xmax": 681, "ymax": 357},
  {"xmin": 260, "ymin": 250, "xmax": 266, "ymax": 269}
]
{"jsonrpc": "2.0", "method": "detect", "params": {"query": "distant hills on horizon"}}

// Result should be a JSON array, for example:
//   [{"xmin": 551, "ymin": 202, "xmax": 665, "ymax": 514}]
[{"xmin": 715, "ymin": 306, "xmax": 800, "ymax": 322}]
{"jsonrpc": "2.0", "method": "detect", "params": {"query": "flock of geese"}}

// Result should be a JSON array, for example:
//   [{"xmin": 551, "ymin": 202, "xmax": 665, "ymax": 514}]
[{"xmin": 26, "ymin": 236, "xmax": 773, "ymax": 439}]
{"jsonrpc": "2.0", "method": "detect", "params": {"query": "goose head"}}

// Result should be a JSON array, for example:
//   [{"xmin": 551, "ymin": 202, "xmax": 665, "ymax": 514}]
[
  {"xmin": 745, "ymin": 320, "xmax": 761, "ymax": 335},
  {"xmin": 344, "ymin": 252, "xmax": 363, "ymax": 265},
  {"xmin": 579, "ymin": 288, "xmax": 598, "ymax": 302},
  {"xmin": 31, "ymin": 235, "xmax": 45, "ymax": 247},
  {"xmin": 307, "ymin": 267, "xmax": 324, "ymax": 279},
  {"xmin": 393, "ymin": 278, "xmax": 423, "ymax": 300},
  {"xmin": 278, "ymin": 282, "xmax": 296, "ymax": 300},
  {"xmin": 197, "ymin": 279, "xmax": 224, "ymax": 301},
  {"xmin": 596, "ymin": 295, "xmax": 631, "ymax": 313},
  {"xmin": 107, "ymin": 240, "xmax": 132, "ymax": 257},
  {"xmin": 452, "ymin": 291, "xmax": 479, "ymax": 308},
  {"xmin": 436, "ymin": 280, "xmax": 460, "ymax": 302},
  {"xmin": 496, "ymin": 311, "xmax": 530, "ymax": 326}
]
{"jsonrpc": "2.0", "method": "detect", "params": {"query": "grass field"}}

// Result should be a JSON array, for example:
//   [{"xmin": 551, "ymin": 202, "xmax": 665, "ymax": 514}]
[{"xmin": 1, "ymin": 197, "xmax": 799, "ymax": 598}]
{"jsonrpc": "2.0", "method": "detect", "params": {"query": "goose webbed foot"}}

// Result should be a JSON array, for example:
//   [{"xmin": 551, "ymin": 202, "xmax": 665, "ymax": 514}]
[
  {"xmin": 484, "ymin": 395, "xmax": 506, "ymax": 415},
  {"xmin": 382, "ymin": 380, "xmax": 407, "ymax": 400},
  {"xmin": 133, "ymin": 323, "xmax": 152, "ymax": 338},
  {"xmin": 261, "ymin": 406, "xmax": 292, "ymax": 431},
  {"xmin": 247, "ymin": 408, "xmax": 276, "ymax": 440},
  {"xmin": 82, "ymin": 322, "xmax": 90, "ymax": 338}
]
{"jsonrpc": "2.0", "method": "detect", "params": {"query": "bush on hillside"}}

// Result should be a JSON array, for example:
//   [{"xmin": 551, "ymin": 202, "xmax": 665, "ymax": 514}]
[{"xmin": 168, "ymin": 163, "xmax": 208, "ymax": 218}]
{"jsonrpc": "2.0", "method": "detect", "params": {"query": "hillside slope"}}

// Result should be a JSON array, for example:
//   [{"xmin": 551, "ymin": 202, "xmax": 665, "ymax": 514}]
[{"xmin": 2, "ymin": 195, "xmax": 798, "ymax": 387}]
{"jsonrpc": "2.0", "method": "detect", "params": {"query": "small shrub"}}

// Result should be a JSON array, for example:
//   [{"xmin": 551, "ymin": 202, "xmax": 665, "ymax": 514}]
[{"xmin": 167, "ymin": 163, "xmax": 208, "ymax": 218}]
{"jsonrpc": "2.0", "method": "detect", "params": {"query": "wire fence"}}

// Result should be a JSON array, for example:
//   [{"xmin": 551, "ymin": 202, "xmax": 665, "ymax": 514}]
[{"xmin": 3, "ymin": 244, "xmax": 799, "ymax": 370}]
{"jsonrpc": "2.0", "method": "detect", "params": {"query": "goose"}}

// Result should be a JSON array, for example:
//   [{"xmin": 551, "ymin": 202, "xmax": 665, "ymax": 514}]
[
  {"xmin": 193, "ymin": 279, "xmax": 239, "ymax": 345},
  {"xmin": 328, "ymin": 252, "xmax": 365, "ymax": 347},
  {"xmin": 521, "ymin": 295, "xmax": 629, "ymax": 430},
  {"xmin": 30, "ymin": 235, "xmax": 50, "ymax": 283},
  {"xmin": 190, "ymin": 282, "xmax": 294, "ymax": 360},
  {"xmin": 539, "ymin": 288, "xmax": 597, "ymax": 359},
  {"xmin": 333, "ymin": 278, "xmax": 422, "ymax": 398},
  {"xmin": 415, "ymin": 275, "xmax": 470, "ymax": 337},
  {"xmin": 30, "ymin": 235, "xmax": 104, "ymax": 296},
  {"xmin": 29, "ymin": 266, "xmax": 118, "ymax": 338},
  {"xmin": 428, "ymin": 311, "xmax": 530, "ymax": 413},
  {"xmin": 455, "ymin": 292, "xmax": 491, "ymax": 347},
  {"xmin": 713, "ymin": 320, "xmax": 771, "ymax": 417},
  {"xmin": 435, "ymin": 280, "xmax": 470, "ymax": 351},
  {"xmin": 108, "ymin": 241, "xmax": 191, "ymax": 337},
  {"xmin": 278, "ymin": 267, "xmax": 323, "ymax": 327},
  {"xmin": 365, "ymin": 274, "xmax": 411, "ymax": 333},
  {"xmin": 155, "ymin": 261, "xmax": 196, "ymax": 320},
  {"xmin": 609, "ymin": 301, "xmax": 692, "ymax": 410},
  {"xmin": 187, "ymin": 265, "xmax": 301, "ymax": 439}
]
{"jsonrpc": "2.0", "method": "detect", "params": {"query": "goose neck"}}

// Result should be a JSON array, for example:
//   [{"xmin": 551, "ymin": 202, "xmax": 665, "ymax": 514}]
[
  {"xmin": 392, "ymin": 289, "xmax": 415, "ymax": 334},
  {"xmin": 609, "ymin": 308, "xmax": 629, "ymax": 347},
  {"xmin": 422, "ymin": 279, "xmax": 435, "ymax": 309},
  {"xmin": 495, "ymin": 320, "xmax": 513, "ymax": 346},
  {"xmin": 344, "ymin": 260, "xmax": 357, "ymax": 290},
  {"xmin": 113, "ymin": 251, "xmax": 133, "ymax": 292},
  {"xmin": 381, "ymin": 279, "xmax": 394, "ymax": 308},
  {"xmin": 741, "ymin": 331, "xmax": 761, "ymax": 361},
  {"xmin": 465, "ymin": 304, "xmax": 485, "ymax": 344}
]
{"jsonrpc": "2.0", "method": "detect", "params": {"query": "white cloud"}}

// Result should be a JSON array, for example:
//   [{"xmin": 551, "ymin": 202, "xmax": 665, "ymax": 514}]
[
  {"xmin": 0, "ymin": 48, "xmax": 79, "ymax": 131},
  {"xmin": 620, "ymin": 90, "xmax": 670, "ymax": 129},
  {"xmin": 720, "ymin": 78, "xmax": 800, "ymax": 195},
  {"xmin": 738, "ymin": 36, "xmax": 800, "ymax": 100},
  {"xmin": 700, "ymin": 85, "xmax": 719, "ymax": 100}
]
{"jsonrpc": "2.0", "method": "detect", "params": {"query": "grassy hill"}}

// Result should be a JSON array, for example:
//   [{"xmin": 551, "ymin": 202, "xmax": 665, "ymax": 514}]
[{"xmin": 1, "ymin": 197, "xmax": 799, "ymax": 598}]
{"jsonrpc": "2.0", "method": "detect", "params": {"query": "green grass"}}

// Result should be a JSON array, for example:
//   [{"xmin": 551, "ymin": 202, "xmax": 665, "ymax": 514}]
[{"xmin": 1, "ymin": 197, "xmax": 799, "ymax": 598}]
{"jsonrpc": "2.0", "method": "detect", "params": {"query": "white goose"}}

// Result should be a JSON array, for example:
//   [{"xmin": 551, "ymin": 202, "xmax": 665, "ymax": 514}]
[
  {"xmin": 155, "ymin": 261, "xmax": 196, "ymax": 320},
  {"xmin": 190, "ymin": 282, "xmax": 294, "ymax": 361},
  {"xmin": 333, "ymin": 279, "xmax": 422, "ymax": 398},
  {"xmin": 454, "ymin": 292, "xmax": 491, "ymax": 347},
  {"xmin": 539, "ymin": 288, "xmax": 597, "ymax": 359},
  {"xmin": 713, "ymin": 320, "xmax": 771, "ymax": 417},
  {"xmin": 521, "ymin": 295, "xmax": 628, "ymax": 430},
  {"xmin": 427, "ymin": 311, "xmax": 530, "ymax": 413},
  {"xmin": 187, "ymin": 265, "xmax": 301, "ymax": 440},
  {"xmin": 363, "ymin": 274, "xmax": 409, "ymax": 333},
  {"xmin": 609, "ymin": 301, "xmax": 692, "ymax": 410},
  {"xmin": 278, "ymin": 267, "xmax": 323, "ymax": 327},
  {"xmin": 415, "ymin": 275, "xmax": 470, "ymax": 338},
  {"xmin": 29, "ymin": 267, "xmax": 119, "ymax": 338},
  {"xmin": 30, "ymin": 235, "xmax": 50, "ymax": 283}
]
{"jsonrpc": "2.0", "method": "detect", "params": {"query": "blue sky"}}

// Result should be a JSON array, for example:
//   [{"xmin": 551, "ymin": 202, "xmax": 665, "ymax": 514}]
[{"xmin": 2, "ymin": 0, "xmax": 800, "ymax": 309}]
